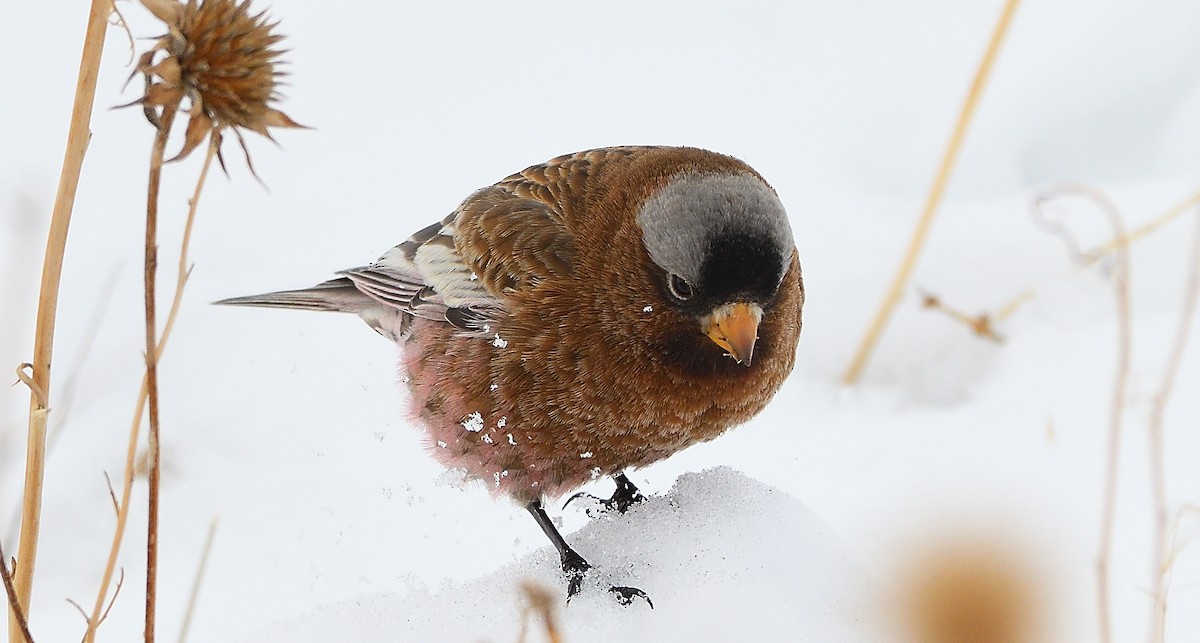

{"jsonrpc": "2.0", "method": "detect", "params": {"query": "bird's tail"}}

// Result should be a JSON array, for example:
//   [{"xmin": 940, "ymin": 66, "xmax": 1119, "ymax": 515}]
[{"xmin": 214, "ymin": 277, "xmax": 374, "ymax": 314}]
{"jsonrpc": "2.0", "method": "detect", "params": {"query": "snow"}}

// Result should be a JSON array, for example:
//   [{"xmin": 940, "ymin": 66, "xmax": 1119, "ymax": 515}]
[
  {"xmin": 3, "ymin": 1, "xmax": 1200, "ymax": 642},
  {"xmin": 243, "ymin": 468, "xmax": 880, "ymax": 643}
]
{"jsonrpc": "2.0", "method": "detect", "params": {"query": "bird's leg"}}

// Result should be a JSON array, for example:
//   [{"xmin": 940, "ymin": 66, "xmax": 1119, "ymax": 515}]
[
  {"xmin": 528, "ymin": 499, "xmax": 591, "ymax": 598},
  {"xmin": 563, "ymin": 471, "xmax": 646, "ymax": 515},
  {"xmin": 526, "ymin": 499, "xmax": 652, "ymax": 607}
]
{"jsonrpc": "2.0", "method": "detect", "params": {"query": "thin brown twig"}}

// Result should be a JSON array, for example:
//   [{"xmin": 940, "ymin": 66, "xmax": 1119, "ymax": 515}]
[
  {"xmin": 162, "ymin": 135, "xmax": 217, "ymax": 354},
  {"xmin": 143, "ymin": 99, "xmax": 180, "ymax": 643},
  {"xmin": 13, "ymin": 1, "xmax": 113, "ymax": 638},
  {"xmin": 1084, "ymin": 187, "xmax": 1200, "ymax": 266},
  {"xmin": 107, "ymin": 0, "xmax": 137, "ymax": 64},
  {"xmin": 103, "ymin": 472, "xmax": 119, "ymax": 516},
  {"xmin": 916, "ymin": 288, "xmax": 1006, "ymax": 342},
  {"xmin": 516, "ymin": 581, "xmax": 562, "ymax": 643},
  {"xmin": 99, "ymin": 569, "xmax": 125, "ymax": 630},
  {"xmin": 84, "ymin": 378, "xmax": 148, "ymax": 643},
  {"xmin": 84, "ymin": 110, "xmax": 217, "ymax": 643},
  {"xmin": 841, "ymin": 0, "xmax": 1023, "ymax": 385},
  {"xmin": 995, "ymin": 289, "xmax": 1036, "ymax": 322},
  {"xmin": 176, "ymin": 517, "xmax": 218, "ymax": 643},
  {"xmin": 1, "ymin": 539, "xmax": 34, "ymax": 643},
  {"xmin": 73, "ymin": 568, "xmax": 126, "ymax": 632},
  {"xmin": 1146, "ymin": 207, "xmax": 1200, "ymax": 643},
  {"xmin": 1032, "ymin": 185, "xmax": 1131, "ymax": 643}
]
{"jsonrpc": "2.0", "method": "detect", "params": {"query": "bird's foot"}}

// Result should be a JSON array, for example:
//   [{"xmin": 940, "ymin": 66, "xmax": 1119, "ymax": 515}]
[
  {"xmin": 560, "ymin": 548, "xmax": 652, "ymax": 608},
  {"xmin": 610, "ymin": 585, "xmax": 654, "ymax": 608},
  {"xmin": 564, "ymin": 473, "xmax": 645, "ymax": 515},
  {"xmin": 561, "ymin": 547, "xmax": 592, "ymax": 599}
]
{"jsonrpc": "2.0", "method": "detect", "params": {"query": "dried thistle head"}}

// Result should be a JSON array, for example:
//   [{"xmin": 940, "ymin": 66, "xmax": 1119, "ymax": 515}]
[
  {"xmin": 898, "ymin": 539, "xmax": 1045, "ymax": 643},
  {"xmin": 132, "ymin": 0, "xmax": 303, "ymax": 169}
]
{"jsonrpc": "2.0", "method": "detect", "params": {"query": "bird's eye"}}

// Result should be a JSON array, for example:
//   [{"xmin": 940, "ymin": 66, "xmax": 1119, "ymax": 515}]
[{"xmin": 667, "ymin": 273, "xmax": 695, "ymax": 302}]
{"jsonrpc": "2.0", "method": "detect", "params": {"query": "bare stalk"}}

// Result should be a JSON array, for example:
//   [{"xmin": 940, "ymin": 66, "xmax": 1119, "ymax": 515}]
[
  {"xmin": 1032, "ymin": 185, "xmax": 1130, "ymax": 643},
  {"xmin": 1146, "ymin": 208, "xmax": 1200, "ymax": 642},
  {"xmin": 141, "ymin": 98, "xmax": 178, "ymax": 643},
  {"xmin": 11, "ymin": 1, "xmax": 112, "ymax": 639},
  {"xmin": 1085, "ymin": 187, "xmax": 1200, "ymax": 265},
  {"xmin": 176, "ymin": 517, "xmax": 218, "ymax": 643},
  {"xmin": 841, "ymin": 0, "xmax": 1022, "ymax": 385},
  {"xmin": 83, "ymin": 378, "xmax": 148, "ymax": 643},
  {"xmin": 83, "ymin": 127, "xmax": 216, "ymax": 643},
  {"xmin": 517, "ymin": 581, "xmax": 562, "ymax": 643},
  {"xmin": 1, "ymin": 540, "xmax": 34, "ymax": 643}
]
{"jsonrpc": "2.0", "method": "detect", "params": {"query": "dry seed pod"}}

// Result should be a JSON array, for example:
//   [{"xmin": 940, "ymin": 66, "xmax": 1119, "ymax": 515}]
[{"xmin": 131, "ymin": 0, "xmax": 304, "ymax": 169}]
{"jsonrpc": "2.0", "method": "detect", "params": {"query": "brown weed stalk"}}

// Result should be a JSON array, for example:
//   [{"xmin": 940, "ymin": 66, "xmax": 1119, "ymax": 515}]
[
  {"xmin": 1, "ymin": 539, "xmax": 33, "ymax": 643},
  {"xmin": 142, "ymin": 96, "xmax": 178, "ymax": 643},
  {"xmin": 101, "ymin": 2, "xmax": 301, "ymax": 639},
  {"xmin": 915, "ymin": 288, "xmax": 1033, "ymax": 343},
  {"xmin": 516, "ymin": 581, "xmax": 563, "ymax": 643},
  {"xmin": 1032, "ymin": 185, "xmax": 1131, "ymax": 643},
  {"xmin": 10, "ymin": 1, "xmax": 113, "ymax": 639},
  {"xmin": 1085, "ymin": 187, "xmax": 1200, "ymax": 266},
  {"xmin": 842, "ymin": 0, "xmax": 1022, "ymax": 385},
  {"xmin": 176, "ymin": 517, "xmax": 218, "ymax": 643},
  {"xmin": 83, "ymin": 132, "xmax": 217, "ymax": 643},
  {"xmin": 1145, "ymin": 208, "xmax": 1200, "ymax": 642}
]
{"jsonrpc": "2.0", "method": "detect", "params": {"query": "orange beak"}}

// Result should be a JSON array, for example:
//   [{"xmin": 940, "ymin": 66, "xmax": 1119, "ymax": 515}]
[{"xmin": 703, "ymin": 302, "xmax": 763, "ymax": 366}]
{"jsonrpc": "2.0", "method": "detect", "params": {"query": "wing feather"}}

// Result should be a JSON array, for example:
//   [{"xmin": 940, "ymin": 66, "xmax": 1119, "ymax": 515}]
[{"xmin": 219, "ymin": 147, "xmax": 679, "ymax": 338}]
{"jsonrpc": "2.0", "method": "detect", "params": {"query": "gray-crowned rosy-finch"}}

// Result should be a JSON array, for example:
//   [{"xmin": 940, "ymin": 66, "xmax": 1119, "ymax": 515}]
[{"xmin": 219, "ymin": 146, "xmax": 804, "ymax": 603}]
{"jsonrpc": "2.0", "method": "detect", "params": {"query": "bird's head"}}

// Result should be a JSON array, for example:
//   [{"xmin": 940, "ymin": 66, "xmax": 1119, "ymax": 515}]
[{"xmin": 636, "ymin": 170, "xmax": 798, "ymax": 367}]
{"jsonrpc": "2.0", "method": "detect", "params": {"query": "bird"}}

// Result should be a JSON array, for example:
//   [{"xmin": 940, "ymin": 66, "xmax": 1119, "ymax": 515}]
[{"xmin": 217, "ymin": 145, "xmax": 805, "ymax": 604}]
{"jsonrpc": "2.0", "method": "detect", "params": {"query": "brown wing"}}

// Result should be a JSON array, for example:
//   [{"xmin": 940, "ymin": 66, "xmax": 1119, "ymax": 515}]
[{"xmin": 453, "ymin": 146, "xmax": 662, "ymax": 296}]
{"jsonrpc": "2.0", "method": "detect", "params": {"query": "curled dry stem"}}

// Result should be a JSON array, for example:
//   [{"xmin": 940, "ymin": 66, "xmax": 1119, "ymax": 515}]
[
  {"xmin": 1032, "ymin": 184, "xmax": 1131, "ymax": 643},
  {"xmin": 14, "ymin": 365, "xmax": 45, "ymax": 409}
]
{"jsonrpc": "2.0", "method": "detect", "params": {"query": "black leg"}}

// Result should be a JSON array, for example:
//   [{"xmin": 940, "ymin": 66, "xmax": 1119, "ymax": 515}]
[
  {"xmin": 526, "ymin": 499, "xmax": 653, "ymax": 607},
  {"xmin": 563, "ymin": 471, "xmax": 646, "ymax": 515},
  {"xmin": 528, "ymin": 499, "xmax": 591, "ymax": 598}
]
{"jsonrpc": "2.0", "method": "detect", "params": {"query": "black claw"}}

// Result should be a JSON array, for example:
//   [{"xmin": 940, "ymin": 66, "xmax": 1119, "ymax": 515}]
[
  {"xmin": 562, "ymin": 490, "xmax": 600, "ymax": 511},
  {"xmin": 610, "ymin": 585, "xmax": 653, "ymax": 608},
  {"xmin": 563, "ymin": 473, "xmax": 646, "ymax": 515},
  {"xmin": 528, "ymin": 497, "xmax": 649, "ymax": 606},
  {"xmin": 561, "ymin": 547, "xmax": 592, "ymax": 600},
  {"xmin": 609, "ymin": 473, "xmax": 646, "ymax": 513}
]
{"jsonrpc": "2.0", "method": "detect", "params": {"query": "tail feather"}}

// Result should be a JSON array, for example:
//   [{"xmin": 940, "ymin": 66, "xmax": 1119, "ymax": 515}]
[{"xmin": 214, "ymin": 277, "xmax": 374, "ymax": 314}]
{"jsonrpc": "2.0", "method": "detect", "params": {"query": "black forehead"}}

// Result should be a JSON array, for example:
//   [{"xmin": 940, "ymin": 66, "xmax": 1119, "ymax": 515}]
[{"xmin": 698, "ymin": 229, "xmax": 786, "ymax": 304}]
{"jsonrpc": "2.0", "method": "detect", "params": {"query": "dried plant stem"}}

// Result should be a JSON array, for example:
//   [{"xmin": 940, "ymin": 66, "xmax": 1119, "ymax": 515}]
[
  {"xmin": 11, "ymin": 1, "xmax": 112, "ymax": 639},
  {"xmin": 1033, "ymin": 185, "xmax": 1130, "ymax": 643},
  {"xmin": 841, "ymin": 0, "xmax": 1021, "ymax": 385},
  {"xmin": 1146, "ymin": 209, "xmax": 1200, "ymax": 642},
  {"xmin": 142, "ymin": 102, "xmax": 179, "ymax": 643},
  {"xmin": 1086, "ymin": 187, "xmax": 1200, "ymax": 265},
  {"xmin": 1, "ymin": 540, "xmax": 34, "ymax": 643},
  {"xmin": 83, "ymin": 129, "xmax": 215, "ymax": 643},
  {"xmin": 83, "ymin": 378, "xmax": 148, "ymax": 643},
  {"xmin": 176, "ymin": 517, "xmax": 218, "ymax": 643},
  {"xmin": 516, "ymin": 581, "xmax": 562, "ymax": 643}
]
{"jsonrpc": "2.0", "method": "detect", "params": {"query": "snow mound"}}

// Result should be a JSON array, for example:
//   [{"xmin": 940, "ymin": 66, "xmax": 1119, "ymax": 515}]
[{"xmin": 244, "ymin": 467, "xmax": 879, "ymax": 642}]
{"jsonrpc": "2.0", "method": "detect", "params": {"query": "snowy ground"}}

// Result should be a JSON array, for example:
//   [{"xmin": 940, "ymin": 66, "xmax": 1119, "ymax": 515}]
[{"xmin": 3, "ymin": 1, "xmax": 1200, "ymax": 641}]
